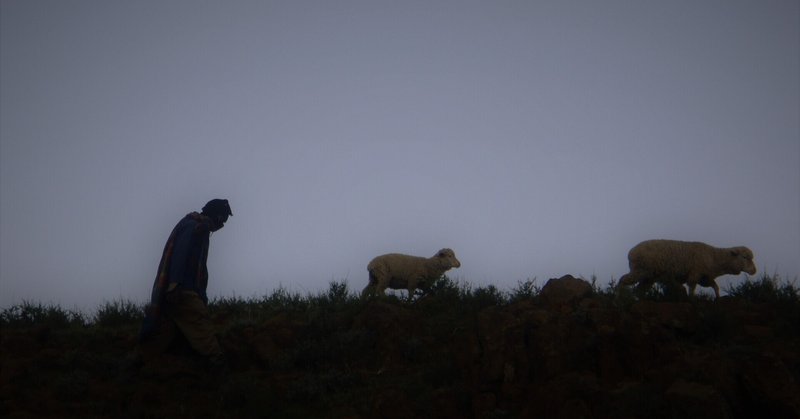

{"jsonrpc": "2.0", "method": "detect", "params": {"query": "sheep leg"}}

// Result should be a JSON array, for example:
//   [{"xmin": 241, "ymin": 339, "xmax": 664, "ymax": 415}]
[
  {"xmin": 363, "ymin": 271, "xmax": 387, "ymax": 298},
  {"xmin": 406, "ymin": 278, "xmax": 419, "ymax": 302},
  {"xmin": 687, "ymin": 282, "xmax": 698, "ymax": 297},
  {"xmin": 361, "ymin": 283, "xmax": 375, "ymax": 298},
  {"xmin": 362, "ymin": 283, "xmax": 389, "ymax": 297},
  {"xmin": 633, "ymin": 276, "xmax": 654, "ymax": 293},
  {"xmin": 659, "ymin": 275, "xmax": 688, "ymax": 299},
  {"xmin": 697, "ymin": 277, "xmax": 721, "ymax": 299},
  {"xmin": 362, "ymin": 272, "xmax": 375, "ymax": 298},
  {"xmin": 373, "ymin": 277, "xmax": 389, "ymax": 296},
  {"xmin": 686, "ymin": 274, "xmax": 719, "ymax": 298},
  {"xmin": 709, "ymin": 280, "xmax": 720, "ymax": 299}
]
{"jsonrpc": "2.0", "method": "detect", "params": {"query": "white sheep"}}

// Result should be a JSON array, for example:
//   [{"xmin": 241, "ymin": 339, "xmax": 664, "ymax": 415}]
[
  {"xmin": 361, "ymin": 248, "xmax": 461, "ymax": 299},
  {"xmin": 618, "ymin": 239, "xmax": 756, "ymax": 298}
]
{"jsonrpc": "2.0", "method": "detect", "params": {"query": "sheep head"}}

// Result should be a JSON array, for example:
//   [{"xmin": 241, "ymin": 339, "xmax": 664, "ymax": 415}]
[
  {"xmin": 433, "ymin": 248, "xmax": 461, "ymax": 269},
  {"xmin": 729, "ymin": 246, "xmax": 757, "ymax": 275}
]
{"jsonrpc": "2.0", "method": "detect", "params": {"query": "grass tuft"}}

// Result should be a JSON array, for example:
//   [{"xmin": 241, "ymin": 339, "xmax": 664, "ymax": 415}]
[
  {"xmin": 93, "ymin": 299, "xmax": 144, "ymax": 327},
  {"xmin": 0, "ymin": 300, "xmax": 87, "ymax": 328},
  {"xmin": 725, "ymin": 273, "xmax": 799, "ymax": 303},
  {"xmin": 509, "ymin": 277, "xmax": 541, "ymax": 302}
]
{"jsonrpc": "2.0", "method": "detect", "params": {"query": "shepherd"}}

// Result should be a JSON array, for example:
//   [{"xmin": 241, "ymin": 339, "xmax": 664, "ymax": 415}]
[{"xmin": 136, "ymin": 198, "xmax": 233, "ymax": 373}]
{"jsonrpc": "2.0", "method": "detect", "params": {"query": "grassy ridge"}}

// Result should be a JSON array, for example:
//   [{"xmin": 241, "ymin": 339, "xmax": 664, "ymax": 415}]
[
  {"xmin": 2, "ymin": 273, "xmax": 798, "ymax": 329},
  {"xmin": 2, "ymin": 273, "xmax": 799, "ymax": 418}
]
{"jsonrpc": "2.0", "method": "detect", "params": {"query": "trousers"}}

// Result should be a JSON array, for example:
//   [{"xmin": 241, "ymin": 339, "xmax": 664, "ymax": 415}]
[{"xmin": 140, "ymin": 289, "xmax": 223, "ymax": 359}]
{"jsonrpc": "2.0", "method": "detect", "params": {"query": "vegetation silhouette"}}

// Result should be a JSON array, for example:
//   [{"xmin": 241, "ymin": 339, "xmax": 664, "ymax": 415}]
[{"xmin": 2, "ymin": 274, "xmax": 799, "ymax": 418}]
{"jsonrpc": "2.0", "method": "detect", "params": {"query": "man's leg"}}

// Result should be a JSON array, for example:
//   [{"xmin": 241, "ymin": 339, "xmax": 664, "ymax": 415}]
[{"xmin": 165, "ymin": 290, "xmax": 224, "ymax": 360}]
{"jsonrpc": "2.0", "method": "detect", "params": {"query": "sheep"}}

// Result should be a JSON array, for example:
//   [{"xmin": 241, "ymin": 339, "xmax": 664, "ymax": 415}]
[
  {"xmin": 618, "ymin": 239, "xmax": 756, "ymax": 299},
  {"xmin": 362, "ymin": 248, "xmax": 461, "ymax": 299}
]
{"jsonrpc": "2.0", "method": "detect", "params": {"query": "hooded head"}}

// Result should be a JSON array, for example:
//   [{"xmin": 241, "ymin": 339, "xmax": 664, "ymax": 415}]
[{"xmin": 201, "ymin": 199, "xmax": 233, "ymax": 231}]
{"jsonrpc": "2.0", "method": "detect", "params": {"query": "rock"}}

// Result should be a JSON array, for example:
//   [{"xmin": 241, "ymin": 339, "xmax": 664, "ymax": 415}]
[{"xmin": 540, "ymin": 275, "xmax": 593, "ymax": 307}]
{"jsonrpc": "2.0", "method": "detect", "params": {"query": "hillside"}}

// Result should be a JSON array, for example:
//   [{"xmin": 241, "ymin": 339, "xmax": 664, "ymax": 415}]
[{"xmin": 2, "ymin": 275, "xmax": 799, "ymax": 418}]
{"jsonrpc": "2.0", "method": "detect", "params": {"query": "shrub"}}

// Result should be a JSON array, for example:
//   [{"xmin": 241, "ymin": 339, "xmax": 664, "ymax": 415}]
[
  {"xmin": 725, "ymin": 273, "xmax": 799, "ymax": 303},
  {"xmin": 0, "ymin": 301, "xmax": 87, "ymax": 328},
  {"xmin": 93, "ymin": 299, "xmax": 143, "ymax": 327},
  {"xmin": 262, "ymin": 285, "xmax": 307, "ymax": 312},
  {"xmin": 210, "ymin": 295, "xmax": 255, "ymax": 315},
  {"xmin": 465, "ymin": 284, "xmax": 507, "ymax": 309},
  {"xmin": 509, "ymin": 277, "xmax": 540, "ymax": 302},
  {"xmin": 426, "ymin": 275, "xmax": 460, "ymax": 296},
  {"xmin": 307, "ymin": 280, "xmax": 358, "ymax": 310},
  {"xmin": 325, "ymin": 280, "xmax": 353, "ymax": 305}
]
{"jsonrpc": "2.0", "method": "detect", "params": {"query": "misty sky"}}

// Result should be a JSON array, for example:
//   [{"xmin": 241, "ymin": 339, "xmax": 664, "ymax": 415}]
[{"xmin": 1, "ymin": 1, "xmax": 798, "ymax": 310}]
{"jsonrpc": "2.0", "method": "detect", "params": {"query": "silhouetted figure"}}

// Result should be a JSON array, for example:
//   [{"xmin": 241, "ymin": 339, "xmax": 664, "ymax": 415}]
[{"xmin": 136, "ymin": 199, "xmax": 232, "ymax": 374}]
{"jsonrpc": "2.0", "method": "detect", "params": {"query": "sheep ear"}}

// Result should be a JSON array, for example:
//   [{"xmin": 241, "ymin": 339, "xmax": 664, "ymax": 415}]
[{"xmin": 729, "ymin": 249, "xmax": 739, "ymax": 257}]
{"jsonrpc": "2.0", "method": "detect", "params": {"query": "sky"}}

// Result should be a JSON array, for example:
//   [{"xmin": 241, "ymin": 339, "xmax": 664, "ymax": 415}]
[{"xmin": 1, "ymin": 0, "xmax": 798, "ymax": 310}]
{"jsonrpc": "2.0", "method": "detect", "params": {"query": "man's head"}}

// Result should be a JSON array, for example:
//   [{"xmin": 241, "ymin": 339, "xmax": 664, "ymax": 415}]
[{"xmin": 201, "ymin": 199, "xmax": 233, "ymax": 231}]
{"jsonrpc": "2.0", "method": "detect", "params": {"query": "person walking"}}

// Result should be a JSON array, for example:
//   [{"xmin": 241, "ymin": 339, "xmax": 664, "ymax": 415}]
[{"xmin": 137, "ymin": 198, "xmax": 233, "ymax": 372}]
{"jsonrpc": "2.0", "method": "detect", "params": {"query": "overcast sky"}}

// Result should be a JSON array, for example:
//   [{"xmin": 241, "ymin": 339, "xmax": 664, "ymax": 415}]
[{"xmin": 1, "ymin": 0, "xmax": 798, "ymax": 310}]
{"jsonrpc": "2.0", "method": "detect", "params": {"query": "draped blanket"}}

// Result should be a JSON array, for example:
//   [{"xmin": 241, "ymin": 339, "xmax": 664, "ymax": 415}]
[{"xmin": 139, "ymin": 212, "xmax": 211, "ymax": 341}]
